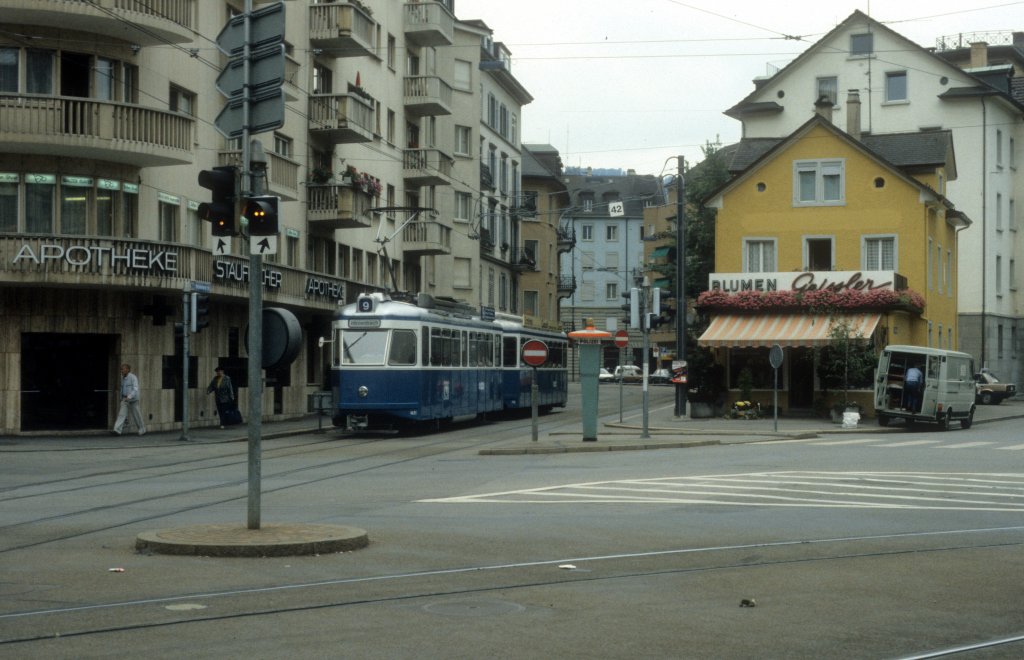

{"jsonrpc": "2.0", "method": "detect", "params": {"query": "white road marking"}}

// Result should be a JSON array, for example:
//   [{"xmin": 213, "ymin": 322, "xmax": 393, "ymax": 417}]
[
  {"xmin": 937, "ymin": 442, "xmax": 994, "ymax": 449},
  {"xmin": 999, "ymin": 444, "xmax": 1024, "ymax": 451},
  {"xmin": 421, "ymin": 471, "xmax": 1024, "ymax": 511}
]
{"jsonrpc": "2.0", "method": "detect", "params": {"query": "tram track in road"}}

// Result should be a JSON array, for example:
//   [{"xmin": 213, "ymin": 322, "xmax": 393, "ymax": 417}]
[
  {"xmin": 2, "ymin": 524, "xmax": 1023, "ymax": 656},
  {"xmin": 0, "ymin": 410, "xmax": 583, "ymax": 555}
]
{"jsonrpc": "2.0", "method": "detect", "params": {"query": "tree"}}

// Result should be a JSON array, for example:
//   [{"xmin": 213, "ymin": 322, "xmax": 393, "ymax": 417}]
[{"xmin": 815, "ymin": 317, "xmax": 877, "ymax": 408}]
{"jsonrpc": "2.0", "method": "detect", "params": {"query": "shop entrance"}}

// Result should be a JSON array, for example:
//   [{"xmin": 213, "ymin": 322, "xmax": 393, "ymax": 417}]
[
  {"xmin": 21, "ymin": 333, "xmax": 115, "ymax": 431},
  {"xmin": 788, "ymin": 347, "xmax": 816, "ymax": 410}
]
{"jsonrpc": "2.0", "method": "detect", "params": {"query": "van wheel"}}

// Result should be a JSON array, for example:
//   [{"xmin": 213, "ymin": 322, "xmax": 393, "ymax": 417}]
[
  {"xmin": 960, "ymin": 407, "xmax": 975, "ymax": 430},
  {"xmin": 877, "ymin": 414, "xmax": 891, "ymax": 427},
  {"xmin": 939, "ymin": 409, "xmax": 952, "ymax": 431}
]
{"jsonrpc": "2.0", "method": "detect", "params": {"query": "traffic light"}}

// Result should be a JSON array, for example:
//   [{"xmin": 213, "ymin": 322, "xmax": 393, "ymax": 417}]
[
  {"xmin": 198, "ymin": 166, "xmax": 238, "ymax": 236},
  {"xmin": 242, "ymin": 195, "xmax": 279, "ymax": 236},
  {"xmin": 190, "ymin": 292, "xmax": 210, "ymax": 333}
]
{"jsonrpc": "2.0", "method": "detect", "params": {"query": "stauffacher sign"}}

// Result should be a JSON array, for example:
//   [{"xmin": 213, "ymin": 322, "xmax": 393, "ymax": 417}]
[{"xmin": 709, "ymin": 270, "xmax": 896, "ymax": 294}]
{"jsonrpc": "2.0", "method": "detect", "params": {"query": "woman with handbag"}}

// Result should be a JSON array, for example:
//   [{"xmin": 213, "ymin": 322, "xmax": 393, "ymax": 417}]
[{"xmin": 206, "ymin": 366, "xmax": 237, "ymax": 428}]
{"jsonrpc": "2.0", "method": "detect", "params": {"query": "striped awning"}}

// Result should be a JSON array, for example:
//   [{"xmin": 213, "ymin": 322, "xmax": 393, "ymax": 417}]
[{"xmin": 697, "ymin": 312, "xmax": 881, "ymax": 348}]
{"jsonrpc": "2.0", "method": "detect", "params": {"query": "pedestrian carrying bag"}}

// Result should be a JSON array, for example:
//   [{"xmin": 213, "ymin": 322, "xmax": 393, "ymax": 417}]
[{"xmin": 224, "ymin": 407, "xmax": 243, "ymax": 426}]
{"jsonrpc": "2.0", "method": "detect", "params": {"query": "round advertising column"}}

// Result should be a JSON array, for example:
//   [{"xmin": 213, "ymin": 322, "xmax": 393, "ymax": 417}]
[{"xmin": 568, "ymin": 323, "xmax": 611, "ymax": 441}]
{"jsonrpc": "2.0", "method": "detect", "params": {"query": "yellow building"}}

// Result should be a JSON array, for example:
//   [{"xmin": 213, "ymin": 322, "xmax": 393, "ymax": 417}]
[{"xmin": 700, "ymin": 111, "xmax": 969, "ymax": 414}]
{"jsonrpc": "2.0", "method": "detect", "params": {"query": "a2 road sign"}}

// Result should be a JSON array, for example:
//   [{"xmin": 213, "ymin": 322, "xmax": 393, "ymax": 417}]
[{"xmin": 522, "ymin": 340, "xmax": 548, "ymax": 367}]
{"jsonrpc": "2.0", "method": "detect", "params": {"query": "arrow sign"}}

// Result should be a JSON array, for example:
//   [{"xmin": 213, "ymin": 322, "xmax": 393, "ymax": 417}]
[
  {"xmin": 522, "ymin": 339, "xmax": 548, "ymax": 367},
  {"xmin": 214, "ymin": 237, "xmax": 230, "ymax": 255},
  {"xmin": 214, "ymin": 88, "xmax": 284, "ymax": 138},
  {"xmin": 250, "ymin": 235, "xmax": 278, "ymax": 256},
  {"xmin": 216, "ymin": 45, "xmax": 285, "ymax": 98},
  {"xmin": 216, "ymin": 2, "xmax": 285, "ymax": 56}
]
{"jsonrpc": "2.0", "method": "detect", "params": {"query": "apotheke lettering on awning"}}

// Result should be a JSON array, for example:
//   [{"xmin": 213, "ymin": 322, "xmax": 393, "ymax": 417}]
[{"xmin": 12, "ymin": 243, "xmax": 178, "ymax": 272}]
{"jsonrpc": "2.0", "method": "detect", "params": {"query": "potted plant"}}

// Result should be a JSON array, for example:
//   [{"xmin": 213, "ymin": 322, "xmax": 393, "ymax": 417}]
[
  {"xmin": 816, "ymin": 317, "xmax": 877, "ymax": 424},
  {"xmin": 309, "ymin": 167, "xmax": 332, "ymax": 185}
]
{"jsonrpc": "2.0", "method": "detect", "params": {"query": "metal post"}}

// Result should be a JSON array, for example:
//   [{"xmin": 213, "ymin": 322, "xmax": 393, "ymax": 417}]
[
  {"xmin": 242, "ymin": 0, "xmax": 263, "ymax": 531},
  {"xmin": 674, "ymin": 156, "xmax": 688, "ymax": 418},
  {"xmin": 179, "ymin": 290, "xmax": 191, "ymax": 442},
  {"xmin": 531, "ymin": 367, "xmax": 539, "ymax": 442}
]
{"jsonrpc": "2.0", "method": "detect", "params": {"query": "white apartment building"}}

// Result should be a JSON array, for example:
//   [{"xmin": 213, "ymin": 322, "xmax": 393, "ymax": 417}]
[
  {"xmin": 0, "ymin": 0, "xmax": 531, "ymax": 435},
  {"xmin": 725, "ymin": 11, "xmax": 1024, "ymax": 382}
]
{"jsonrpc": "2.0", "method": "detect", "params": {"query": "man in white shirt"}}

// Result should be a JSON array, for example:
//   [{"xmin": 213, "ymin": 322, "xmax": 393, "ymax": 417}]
[{"xmin": 113, "ymin": 363, "xmax": 146, "ymax": 436}]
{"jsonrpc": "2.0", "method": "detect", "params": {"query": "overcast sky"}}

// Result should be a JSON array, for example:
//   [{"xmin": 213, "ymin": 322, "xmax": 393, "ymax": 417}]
[{"xmin": 454, "ymin": 0, "xmax": 1022, "ymax": 175}]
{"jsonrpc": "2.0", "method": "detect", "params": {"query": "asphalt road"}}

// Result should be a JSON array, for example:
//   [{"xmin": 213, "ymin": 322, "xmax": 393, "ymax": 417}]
[{"xmin": 2, "ymin": 390, "xmax": 1023, "ymax": 659}]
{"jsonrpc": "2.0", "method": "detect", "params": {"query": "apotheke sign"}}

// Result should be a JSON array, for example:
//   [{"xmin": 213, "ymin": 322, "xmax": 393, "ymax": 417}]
[{"xmin": 12, "ymin": 242, "xmax": 178, "ymax": 272}]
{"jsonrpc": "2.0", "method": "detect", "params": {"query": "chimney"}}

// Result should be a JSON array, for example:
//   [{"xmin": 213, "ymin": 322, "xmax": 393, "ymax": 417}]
[
  {"xmin": 970, "ymin": 41, "xmax": 989, "ymax": 68},
  {"xmin": 814, "ymin": 96, "xmax": 833, "ymax": 123},
  {"xmin": 846, "ymin": 89, "xmax": 862, "ymax": 141}
]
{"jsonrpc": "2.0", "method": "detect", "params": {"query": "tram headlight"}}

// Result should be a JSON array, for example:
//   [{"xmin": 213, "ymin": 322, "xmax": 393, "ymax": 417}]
[{"xmin": 358, "ymin": 385, "xmax": 369, "ymax": 398}]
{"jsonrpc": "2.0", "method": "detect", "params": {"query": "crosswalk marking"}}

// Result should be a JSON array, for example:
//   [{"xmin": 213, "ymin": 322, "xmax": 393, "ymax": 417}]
[
  {"xmin": 422, "ymin": 472, "xmax": 1024, "ymax": 511},
  {"xmin": 877, "ymin": 440, "xmax": 942, "ymax": 447},
  {"xmin": 1000, "ymin": 444, "xmax": 1024, "ymax": 451},
  {"xmin": 938, "ymin": 442, "xmax": 994, "ymax": 449},
  {"xmin": 810, "ymin": 438, "xmax": 886, "ymax": 446}
]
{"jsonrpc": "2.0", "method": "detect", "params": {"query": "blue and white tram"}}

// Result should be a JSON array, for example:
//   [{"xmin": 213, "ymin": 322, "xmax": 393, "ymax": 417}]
[
  {"xmin": 330, "ymin": 292, "xmax": 567, "ymax": 431},
  {"xmin": 494, "ymin": 315, "xmax": 569, "ymax": 413}
]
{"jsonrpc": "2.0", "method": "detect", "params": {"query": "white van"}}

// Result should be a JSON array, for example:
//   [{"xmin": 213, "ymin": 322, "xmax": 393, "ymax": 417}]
[{"xmin": 874, "ymin": 345, "xmax": 976, "ymax": 430}]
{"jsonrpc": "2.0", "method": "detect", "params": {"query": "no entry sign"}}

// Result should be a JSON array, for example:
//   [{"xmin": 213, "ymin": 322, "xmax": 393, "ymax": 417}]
[
  {"xmin": 522, "ymin": 339, "xmax": 548, "ymax": 367},
  {"xmin": 614, "ymin": 330, "xmax": 629, "ymax": 349}
]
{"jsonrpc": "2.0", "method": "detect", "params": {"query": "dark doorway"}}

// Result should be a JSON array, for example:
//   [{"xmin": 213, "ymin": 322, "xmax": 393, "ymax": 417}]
[
  {"xmin": 789, "ymin": 347, "xmax": 816, "ymax": 410},
  {"xmin": 21, "ymin": 333, "xmax": 115, "ymax": 431},
  {"xmin": 60, "ymin": 52, "xmax": 91, "ymax": 97}
]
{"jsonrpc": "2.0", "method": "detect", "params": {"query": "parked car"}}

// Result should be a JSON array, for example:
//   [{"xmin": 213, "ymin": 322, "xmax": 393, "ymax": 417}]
[
  {"xmin": 974, "ymin": 369, "xmax": 1016, "ymax": 405},
  {"xmin": 613, "ymin": 365, "xmax": 643, "ymax": 383},
  {"xmin": 649, "ymin": 368, "xmax": 672, "ymax": 384},
  {"xmin": 599, "ymin": 368, "xmax": 614, "ymax": 384}
]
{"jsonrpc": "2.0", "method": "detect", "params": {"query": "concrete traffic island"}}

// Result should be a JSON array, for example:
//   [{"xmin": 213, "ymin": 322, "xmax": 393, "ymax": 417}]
[{"xmin": 136, "ymin": 523, "xmax": 369, "ymax": 557}]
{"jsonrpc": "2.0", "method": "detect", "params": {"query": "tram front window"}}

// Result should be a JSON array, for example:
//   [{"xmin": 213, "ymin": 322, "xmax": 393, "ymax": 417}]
[{"xmin": 342, "ymin": 329, "xmax": 389, "ymax": 365}]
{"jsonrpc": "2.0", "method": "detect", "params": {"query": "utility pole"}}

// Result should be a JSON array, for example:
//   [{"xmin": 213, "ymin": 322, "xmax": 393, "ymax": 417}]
[{"xmin": 674, "ymin": 156, "xmax": 687, "ymax": 418}]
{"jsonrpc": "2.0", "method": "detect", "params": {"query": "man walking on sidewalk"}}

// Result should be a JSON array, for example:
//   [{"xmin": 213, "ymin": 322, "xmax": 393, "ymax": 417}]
[{"xmin": 113, "ymin": 363, "xmax": 146, "ymax": 436}]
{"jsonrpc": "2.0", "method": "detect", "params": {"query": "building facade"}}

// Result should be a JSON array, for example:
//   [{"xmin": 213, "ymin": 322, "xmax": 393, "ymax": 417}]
[
  {"xmin": 0, "ymin": 1, "xmax": 533, "ymax": 435},
  {"xmin": 700, "ymin": 114, "xmax": 968, "ymax": 412},
  {"xmin": 726, "ymin": 11, "xmax": 1023, "ymax": 383}
]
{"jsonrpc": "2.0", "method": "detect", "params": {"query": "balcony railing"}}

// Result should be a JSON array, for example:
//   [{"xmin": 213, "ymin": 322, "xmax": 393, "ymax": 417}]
[
  {"xmin": 1, "ymin": 95, "xmax": 194, "ymax": 166},
  {"xmin": 403, "ymin": 76, "xmax": 452, "ymax": 116},
  {"xmin": 402, "ymin": 220, "xmax": 452, "ymax": 256},
  {"xmin": 5, "ymin": 0, "xmax": 195, "ymax": 45},
  {"xmin": 309, "ymin": 1, "xmax": 378, "ymax": 56},
  {"xmin": 403, "ymin": 148, "xmax": 453, "ymax": 187},
  {"xmin": 403, "ymin": 1, "xmax": 454, "ymax": 47},
  {"xmin": 556, "ymin": 225, "xmax": 576, "ymax": 252},
  {"xmin": 556, "ymin": 275, "xmax": 577, "ymax": 295},
  {"xmin": 307, "ymin": 184, "xmax": 375, "ymax": 230},
  {"xmin": 509, "ymin": 246, "xmax": 537, "ymax": 272},
  {"xmin": 308, "ymin": 93, "xmax": 375, "ymax": 144},
  {"xmin": 218, "ymin": 150, "xmax": 300, "ymax": 202},
  {"xmin": 480, "ymin": 164, "xmax": 493, "ymax": 190}
]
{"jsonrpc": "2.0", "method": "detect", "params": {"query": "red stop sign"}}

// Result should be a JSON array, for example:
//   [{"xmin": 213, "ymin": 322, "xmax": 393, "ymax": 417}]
[
  {"xmin": 614, "ymin": 330, "xmax": 629, "ymax": 349},
  {"xmin": 522, "ymin": 339, "xmax": 548, "ymax": 367}
]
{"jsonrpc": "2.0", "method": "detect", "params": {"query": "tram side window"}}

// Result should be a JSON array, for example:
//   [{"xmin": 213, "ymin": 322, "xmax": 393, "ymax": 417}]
[
  {"xmin": 452, "ymin": 329, "xmax": 463, "ymax": 367},
  {"xmin": 422, "ymin": 329, "xmax": 431, "ymax": 367},
  {"xmin": 549, "ymin": 341, "xmax": 565, "ymax": 367},
  {"xmin": 388, "ymin": 329, "xmax": 417, "ymax": 366},
  {"xmin": 503, "ymin": 336, "xmax": 518, "ymax": 367},
  {"xmin": 430, "ymin": 327, "xmax": 442, "ymax": 366},
  {"xmin": 494, "ymin": 333, "xmax": 502, "ymax": 366}
]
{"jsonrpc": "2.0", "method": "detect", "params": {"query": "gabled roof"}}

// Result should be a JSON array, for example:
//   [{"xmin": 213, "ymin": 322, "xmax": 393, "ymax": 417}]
[
  {"xmin": 707, "ymin": 115, "xmax": 964, "ymax": 225},
  {"xmin": 725, "ymin": 10, "xmax": 1022, "ymax": 120}
]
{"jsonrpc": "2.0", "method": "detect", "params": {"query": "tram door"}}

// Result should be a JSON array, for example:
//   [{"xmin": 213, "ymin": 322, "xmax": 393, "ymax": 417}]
[{"xmin": 21, "ymin": 333, "xmax": 115, "ymax": 431}]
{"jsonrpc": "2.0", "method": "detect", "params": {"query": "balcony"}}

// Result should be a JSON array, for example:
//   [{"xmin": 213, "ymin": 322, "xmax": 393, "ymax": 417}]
[
  {"xmin": 308, "ymin": 94, "xmax": 375, "ymax": 144},
  {"xmin": 309, "ymin": 1, "xmax": 377, "ymax": 56},
  {"xmin": 403, "ymin": 76, "xmax": 453, "ymax": 117},
  {"xmin": 4, "ymin": 0, "xmax": 195, "ymax": 45},
  {"xmin": 557, "ymin": 275, "xmax": 577, "ymax": 297},
  {"xmin": 479, "ymin": 227, "xmax": 495, "ymax": 251},
  {"xmin": 1, "ymin": 95, "xmax": 193, "ymax": 167},
  {"xmin": 403, "ymin": 149, "xmax": 453, "ymax": 187},
  {"xmin": 509, "ymin": 246, "xmax": 537, "ymax": 272},
  {"xmin": 306, "ymin": 184, "xmax": 374, "ymax": 231},
  {"xmin": 404, "ymin": 1, "xmax": 454, "ymax": 47},
  {"xmin": 512, "ymin": 192, "xmax": 538, "ymax": 218},
  {"xmin": 480, "ymin": 164, "xmax": 494, "ymax": 190},
  {"xmin": 556, "ymin": 225, "xmax": 576, "ymax": 253},
  {"xmin": 217, "ymin": 150, "xmax": 300, "ymax": 202},
  {"xmin": 402, "ymin": 220, "xmax": 452, "ymax": 256}
]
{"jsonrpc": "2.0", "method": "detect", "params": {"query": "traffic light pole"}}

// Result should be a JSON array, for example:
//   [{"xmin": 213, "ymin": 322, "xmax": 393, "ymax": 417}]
[
  {"xmin": 180, "ymin": 289, "xmax": 191, "ymax": 443},
  {"xmin": 242, "ymin": 0, "xmax": 264, "ymax": 531},
  {"xmin": 674, "ymin": 156, "xmax": 688, "ymax": 418}
]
